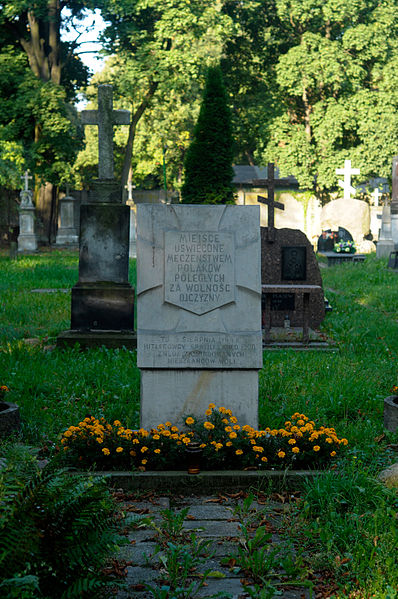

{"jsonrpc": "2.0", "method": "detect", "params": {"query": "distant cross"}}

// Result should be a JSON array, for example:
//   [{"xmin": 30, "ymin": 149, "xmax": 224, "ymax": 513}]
[
  {"xmin": 335, "ymin": 159, "xmax": 360, "ymax": 200},
  {"xmin": 81, "ymin": 85, "xmax": 130, "ymax": 180},
  {"xmin": 371, "ymin": 187, "xmax": 382, "ymax": 206},
  {"xmin": 125, "ymin": 179, "xmax": 134, "ymax": 202},
  {"xmin": 253, "ymin": 163, "xmax": 285, "ymax": 241},
  {"xmin": 21, "ymin": 170, "xmax": 32, "ymax": 191}
]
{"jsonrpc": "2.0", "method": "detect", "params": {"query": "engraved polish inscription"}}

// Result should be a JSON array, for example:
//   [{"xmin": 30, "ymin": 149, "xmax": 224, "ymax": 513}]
[
  {"xmin": 140, "ymin": 333, "xmax": 262, "ymax": 368},
  {"xmin": 164, "ymin": 231, "xmax": 235, "ymax": 314}
]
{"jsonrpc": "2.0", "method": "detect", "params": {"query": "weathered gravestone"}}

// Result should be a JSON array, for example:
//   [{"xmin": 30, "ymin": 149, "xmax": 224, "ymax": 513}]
[
  {"xmin": 376, "ymin": 204, "xmax": 395, "ymax": 259},
  {"xmin": 390, "ymin": 156, "xmax": 398, "ymax": 247},
  {"xmin": 137, "ymin": 204, "xmax": 262, "ymax": 429},
  {"xmin": 57, "ymin": 85, "xmax": 135, "ymax": 348},
  {"xmin": 17, "ymin": 171, "xmax": 38, "ymax": 252},
  {"xmin": 55, "ymin": 185, "xmax": 79, "ymax": 246}
]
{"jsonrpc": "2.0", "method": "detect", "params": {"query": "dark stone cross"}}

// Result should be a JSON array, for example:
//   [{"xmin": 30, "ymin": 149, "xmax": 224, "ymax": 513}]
[
  {"xmin": 81, "ymin": 85, "xmax": 130, "ymax": 180},
  {"xmin": 253, "ymin": 162, "xmax": 285, "ymax": 241}
]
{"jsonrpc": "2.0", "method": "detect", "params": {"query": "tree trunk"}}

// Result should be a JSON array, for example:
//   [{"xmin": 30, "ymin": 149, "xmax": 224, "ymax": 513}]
[{"xmin": 121, "ymin": 81, "xmax": 159, "ymax": 202}]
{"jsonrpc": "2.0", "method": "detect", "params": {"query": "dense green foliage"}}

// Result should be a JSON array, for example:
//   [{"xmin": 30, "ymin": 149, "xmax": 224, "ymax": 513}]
[
  {"xmin": 0, "ymin": 445, "xmax": 122, "ymax": 598},
  {"xmin": 181, "ymin": 66, "xmax": 235, "ymax": 204}
]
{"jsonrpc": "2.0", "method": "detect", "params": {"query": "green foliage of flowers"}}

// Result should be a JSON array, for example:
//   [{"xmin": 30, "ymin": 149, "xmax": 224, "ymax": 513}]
[
  {"xmin": 59, "ymin": 405, "xmax": 347, "ymax": 471},
  {"xmin": 333, "ymin": 240, "xmax": 356, "ymax": 254}
]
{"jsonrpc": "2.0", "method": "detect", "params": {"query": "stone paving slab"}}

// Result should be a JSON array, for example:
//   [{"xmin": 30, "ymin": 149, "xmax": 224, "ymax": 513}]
[{"xmin": 115, "ymin": 494, "xmax": 311, "ymax": 599}]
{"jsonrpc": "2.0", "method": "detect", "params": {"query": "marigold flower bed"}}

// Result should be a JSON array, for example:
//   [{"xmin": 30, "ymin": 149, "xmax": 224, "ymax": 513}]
[{"xmin": 58, "ymin": 404, "xmax": 348, "ymax": 471}]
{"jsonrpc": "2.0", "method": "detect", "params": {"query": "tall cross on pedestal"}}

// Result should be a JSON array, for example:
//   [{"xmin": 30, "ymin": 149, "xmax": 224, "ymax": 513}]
[
  {"xmin": 81, "ymin": 85, "xmax": 130, "ymax": 180},
  {"xmin": 335, "ymin": 159, "xmax": 360, "ymax": 200},
  {"xmin": 21, "ymin": 170, "xmax": 32, "ymax": 191},
  {"xmin": 253, "ymin": 162, "xmax": 285, "ymax": 241}
]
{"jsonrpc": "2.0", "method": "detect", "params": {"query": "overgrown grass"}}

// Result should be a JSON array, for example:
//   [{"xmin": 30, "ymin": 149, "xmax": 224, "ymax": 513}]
[{"xmin": 1, "ymin": 250, "xmax": 398, "ymax": 597}]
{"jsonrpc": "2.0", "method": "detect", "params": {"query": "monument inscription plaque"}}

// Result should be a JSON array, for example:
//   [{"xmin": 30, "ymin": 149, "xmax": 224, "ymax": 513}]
[
  {"xmin": 164, "ymin": 230, "xmax": 235, "ymax": 313},
  {"xmin": 281, "ymin": 246, "xmax": 307, "ymax": 281},
  {"xmin": 137, "ymin": 204, "xmax": 262, "ymax": 428}
]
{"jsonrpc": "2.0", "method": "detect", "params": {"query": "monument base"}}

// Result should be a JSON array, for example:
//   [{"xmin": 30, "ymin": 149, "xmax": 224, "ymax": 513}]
[
  {"xmin": 57, "ymin": 330, "xmax": 136, "ymax": 350},
  {"xmin": 140, "ymin": 369, "xmax": 259, "ymax": 430},
  {"xmin": 376, "ymin": 239, "xmax": 396, "ymax": 259},
  {"xmin": 17, "ymin": 234, "xmax": 38, "ymax": 252},
  {"xmin": 71, "ymin": 282, "xmax": 134, "ymax": 330},
  {"xmin": 55, "ymin": 230, "xmax": 79, "ymax": 246}
]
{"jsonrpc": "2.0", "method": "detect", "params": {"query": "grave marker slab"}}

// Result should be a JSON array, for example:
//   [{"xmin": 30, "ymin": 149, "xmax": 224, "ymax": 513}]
[{"xmin": 137, "ymin": 204, "xmax": 262, "ymax": 428}]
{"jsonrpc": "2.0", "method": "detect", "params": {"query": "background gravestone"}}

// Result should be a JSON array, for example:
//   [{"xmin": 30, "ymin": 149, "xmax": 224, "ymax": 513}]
[
  {"xmin": 57, "ymin": 85, "xmax": 135, "ymax": 348},
  {"xmin": 137, "ymin": 204, "xmax": 262, "ymax": 429},
  {"xmin": 261, "ymin": 227, "xmax": 325, "ymax": 328}
]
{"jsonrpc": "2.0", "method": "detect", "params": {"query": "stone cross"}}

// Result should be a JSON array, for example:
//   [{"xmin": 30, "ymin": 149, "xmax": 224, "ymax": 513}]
[
  {"xmin": 253, "ymin": 163, "xmax": 285, "ymax": 241},
  {"xmin": 372, "ymin": 187, "xmax": 382, "ymax": 206},
  {"xmin": 81, "ymin": 85, "xmax": 130, "ymax": 180},
  {"xmin": 21, "ymin": 170, "xmax": 32, "ymax": 191},
  {"xmin": 125, "ymin": 179, "xmax": 134, "ymax": 202},
  {"xmin": 335, "ymin": 159, "xmax": 360, "ymax": 200}
]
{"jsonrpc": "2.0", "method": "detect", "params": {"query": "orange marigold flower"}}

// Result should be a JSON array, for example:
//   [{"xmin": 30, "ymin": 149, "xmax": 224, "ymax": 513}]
[
  {"xmin": 208, "ymin": 403, "xmax": 216, "ymax": 410},
  {"xmin": 330, "ymin": 451, "xmax": 337, "ymax": 457},
  {"xmin": 226, "ymin": 441, "xmax": 233, "ymax": 447},
  {"xmin": 204, "ymin": 421, "xmax": 215, "ymax": 430},
  {"xmin": 253, "ymin": 445, "xmax": 263, "ymax": 453},
  {"xmin": 141, "ymin": 446, "xmax": 148, "ymax": 453},
  {"xmin": 261, "ymin": 456, "xmax": 268, "ymax": 462},
  {"xmin": 171, "ymin": 426, "xmax": 179, "ymax": 432},
  {"xmin": 222, "ymin": 418, "xmax": 229, "ymax": 424},
  {"xmin": 340, "ymin": 438, "xmax": 348, "ymax": 446},
  {"xmin": 233, "ymin": 424, "xmax": 240, "ymax": 430},
  {"xmin": 185, "ymin": 417, "xmax": 195, "ymax": 425},
  {"xmin": 292, "ymin": 447, "xmax": 300, "ymax": 454},
  {"xmin": 230, "ymin": 416, "xmax": 238, "ymax": 424},
  {"xmin": 102, "ymin": 448, "xmax": 110, "ymax": 456},
  {"xmin": 96, "ymin": 437, "xmax": 103, "ymax": 444},
  {"xmin": 200, "ymin": 443, "xmax": 206, "ymax": 449},
  {"xmin": 235, "ymin": 449, "xmax": 243, "ymax": 455},
  {"xmin": 229, "ymin": 432, "xmax": 237, "ymax": 439},
  {"xmin": 129, "ymin": 450, "xmax": 136, "ymax": 457},
  {"xmin": 277, "ymin": 451, "xmax": 286, "ymax": 458},
  {"xmin": 153, "ymin": 434, "xmax": 160, "ymax": 440},
  {"xmin": 288, "ymin": 438, "xmax": 296, "ymax": 445},
  {"xmin": 116, "ymin": 447, "xmax": 123, "ymax": 453},
  {"xmin": 154, "ymin": 448, "xmax": 161, "ymax": 454},
  {"xmin": 326, "ymin": 437, "xmax": 333, "ymax": 443},
  {"xmin": 205, "ymin": 409, "xmax": 212, "ymax": 416},
  {"xmin": 313, "ymin": 445, "xmax": 320, "ymax": 452},
  {"xmin": 133, "ymin": 438, "xmax": 140, "ymax": 444},
  {"xmin": 141, "ymin": 459, "xmax": 147, "ymax": 465},
  {"xmin": 113, "ymin": 420, "xmax": 121, "ymax": 427}
]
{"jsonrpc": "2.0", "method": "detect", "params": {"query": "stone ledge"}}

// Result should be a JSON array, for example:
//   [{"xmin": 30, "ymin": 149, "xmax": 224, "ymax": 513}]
[{"xmin": 79, "ymin": 469, "xmax": 322, "ymax": 493}]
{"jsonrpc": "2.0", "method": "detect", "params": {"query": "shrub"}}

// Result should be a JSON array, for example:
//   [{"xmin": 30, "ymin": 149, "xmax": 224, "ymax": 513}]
[{"xmin": 0, "ymin": 446, "xmax": 123, "ymax": 598}]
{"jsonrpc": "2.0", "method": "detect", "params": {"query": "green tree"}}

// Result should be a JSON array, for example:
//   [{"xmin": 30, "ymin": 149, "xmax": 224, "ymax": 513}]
[
  {"xmin": 260, "ymin": 0, "xmax": 398, "ymax": 194},
  {"xmin": 93, "ymin": 0, "xmax": 234, "ymax": 199},
  {"xmin": 181, "ymin": 66, "xmax": 235, "ymax": 204},
  {"xmin": 0, "ymin": 1, "xmax": 90, "ymax": 240}
]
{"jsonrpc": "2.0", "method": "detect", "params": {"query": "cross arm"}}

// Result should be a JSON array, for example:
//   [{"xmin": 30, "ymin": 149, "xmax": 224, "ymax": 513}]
[
  {"xmin": 81, "ymin": 110, "xmax": 99, "ymax": 125},
  {"xmin": 257, "ymin": 195, "xmax": 285, "ymax": 211},
  {"xmin": 113, "ymin": 110, "xmax": 130, "ymax": 125}
]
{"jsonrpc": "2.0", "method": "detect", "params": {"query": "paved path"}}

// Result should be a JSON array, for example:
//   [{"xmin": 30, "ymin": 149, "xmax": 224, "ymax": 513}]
[{"xmin": 112, "ymin": 492, "xmax": 312, "ymax": 599}]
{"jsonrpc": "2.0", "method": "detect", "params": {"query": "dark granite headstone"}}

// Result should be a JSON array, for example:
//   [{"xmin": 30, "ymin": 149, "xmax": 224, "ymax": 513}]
[
  {"xmin": 261, "ymin": 227, "xmax": 325, "ymax": 328},
  {"xmin": 387, "ymin": 251, "xmax": 398, "ymax": 269},
  {"xmin": 337, "ymin": 227, "xmax": 353, "ymax": 242},
  {"xmin": 317, "ymin": 230, "xmax": 336, "ymax": 252}
]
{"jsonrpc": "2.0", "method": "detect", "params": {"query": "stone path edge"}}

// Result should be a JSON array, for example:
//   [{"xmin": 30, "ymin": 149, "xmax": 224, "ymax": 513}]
[{"xmin": 76, "ymin": 469, "xmax": 322, "ymax": 493}]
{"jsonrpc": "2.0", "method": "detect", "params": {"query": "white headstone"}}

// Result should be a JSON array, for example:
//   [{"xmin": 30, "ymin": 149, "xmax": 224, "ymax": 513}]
[
  {"xmin": 335, "ymin": 160, "xmax": 360, "ymax": 200},
  {"xmin": 137, "ymin": 204, "xmax": 262, "ymax": 428}
]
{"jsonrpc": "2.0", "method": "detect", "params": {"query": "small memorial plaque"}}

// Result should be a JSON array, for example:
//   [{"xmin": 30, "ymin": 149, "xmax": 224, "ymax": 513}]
[
  {"xmin": 269, "ymin": 293, "xmax": 295, "ymax": 311},
  {"xmin": 281, "ymin": 246, "xmax": 306, "ymax": 281},
  {"xmin": 164, "ymin": 230, "xmax": 235, "ymax": 314}
]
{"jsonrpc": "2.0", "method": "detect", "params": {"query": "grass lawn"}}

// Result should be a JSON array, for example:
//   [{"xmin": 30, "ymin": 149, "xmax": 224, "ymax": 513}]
[{"xmin": 0, "ymin": 249, "xmax": 398, "ymax": 597}]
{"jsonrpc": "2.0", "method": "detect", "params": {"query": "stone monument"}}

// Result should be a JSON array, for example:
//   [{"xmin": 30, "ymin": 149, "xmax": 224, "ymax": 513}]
[
  {"xmin": 55, "ymin": 185, "xmax": 79, "ymax": 246},
  {"xmin": 137, "ymin": 204, "xmax": 262, "ymax": 429},
  {"xmin": 390, "ymin": 155, "xmax": 398, "ymax": 247},
  {"xmin": 17, "ymin": 171, "xmax": 38, "ymax": 252},
  {"xmin": 376, "ymin": 204, "xmax": 395, "ymax": 258},
  {"xmin": 57, "ymin": 85, "xmax": 135, "ymax": 349}
]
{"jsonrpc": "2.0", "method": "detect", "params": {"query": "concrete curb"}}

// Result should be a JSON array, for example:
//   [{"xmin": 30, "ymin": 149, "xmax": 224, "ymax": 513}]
[{"xmin": 82, "ymin": 469, "xmax": 323, "ymax": 493}]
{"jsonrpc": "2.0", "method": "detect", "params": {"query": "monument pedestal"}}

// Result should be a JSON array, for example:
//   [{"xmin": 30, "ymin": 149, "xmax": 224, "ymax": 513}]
[
  {"xmin": 140, "ymin": 369, "xmax": 259, "ymax": 429},
  {"xmin": 18, "ymin": 205, "xmax": 38, "ymax": 252},
  {"xmin": 57, "ymin": 189, "xmax": 135, "ymax": 349},
  {"xmin": 55, "ymin": 192, "xmax": 78, "ymax": 246}
]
